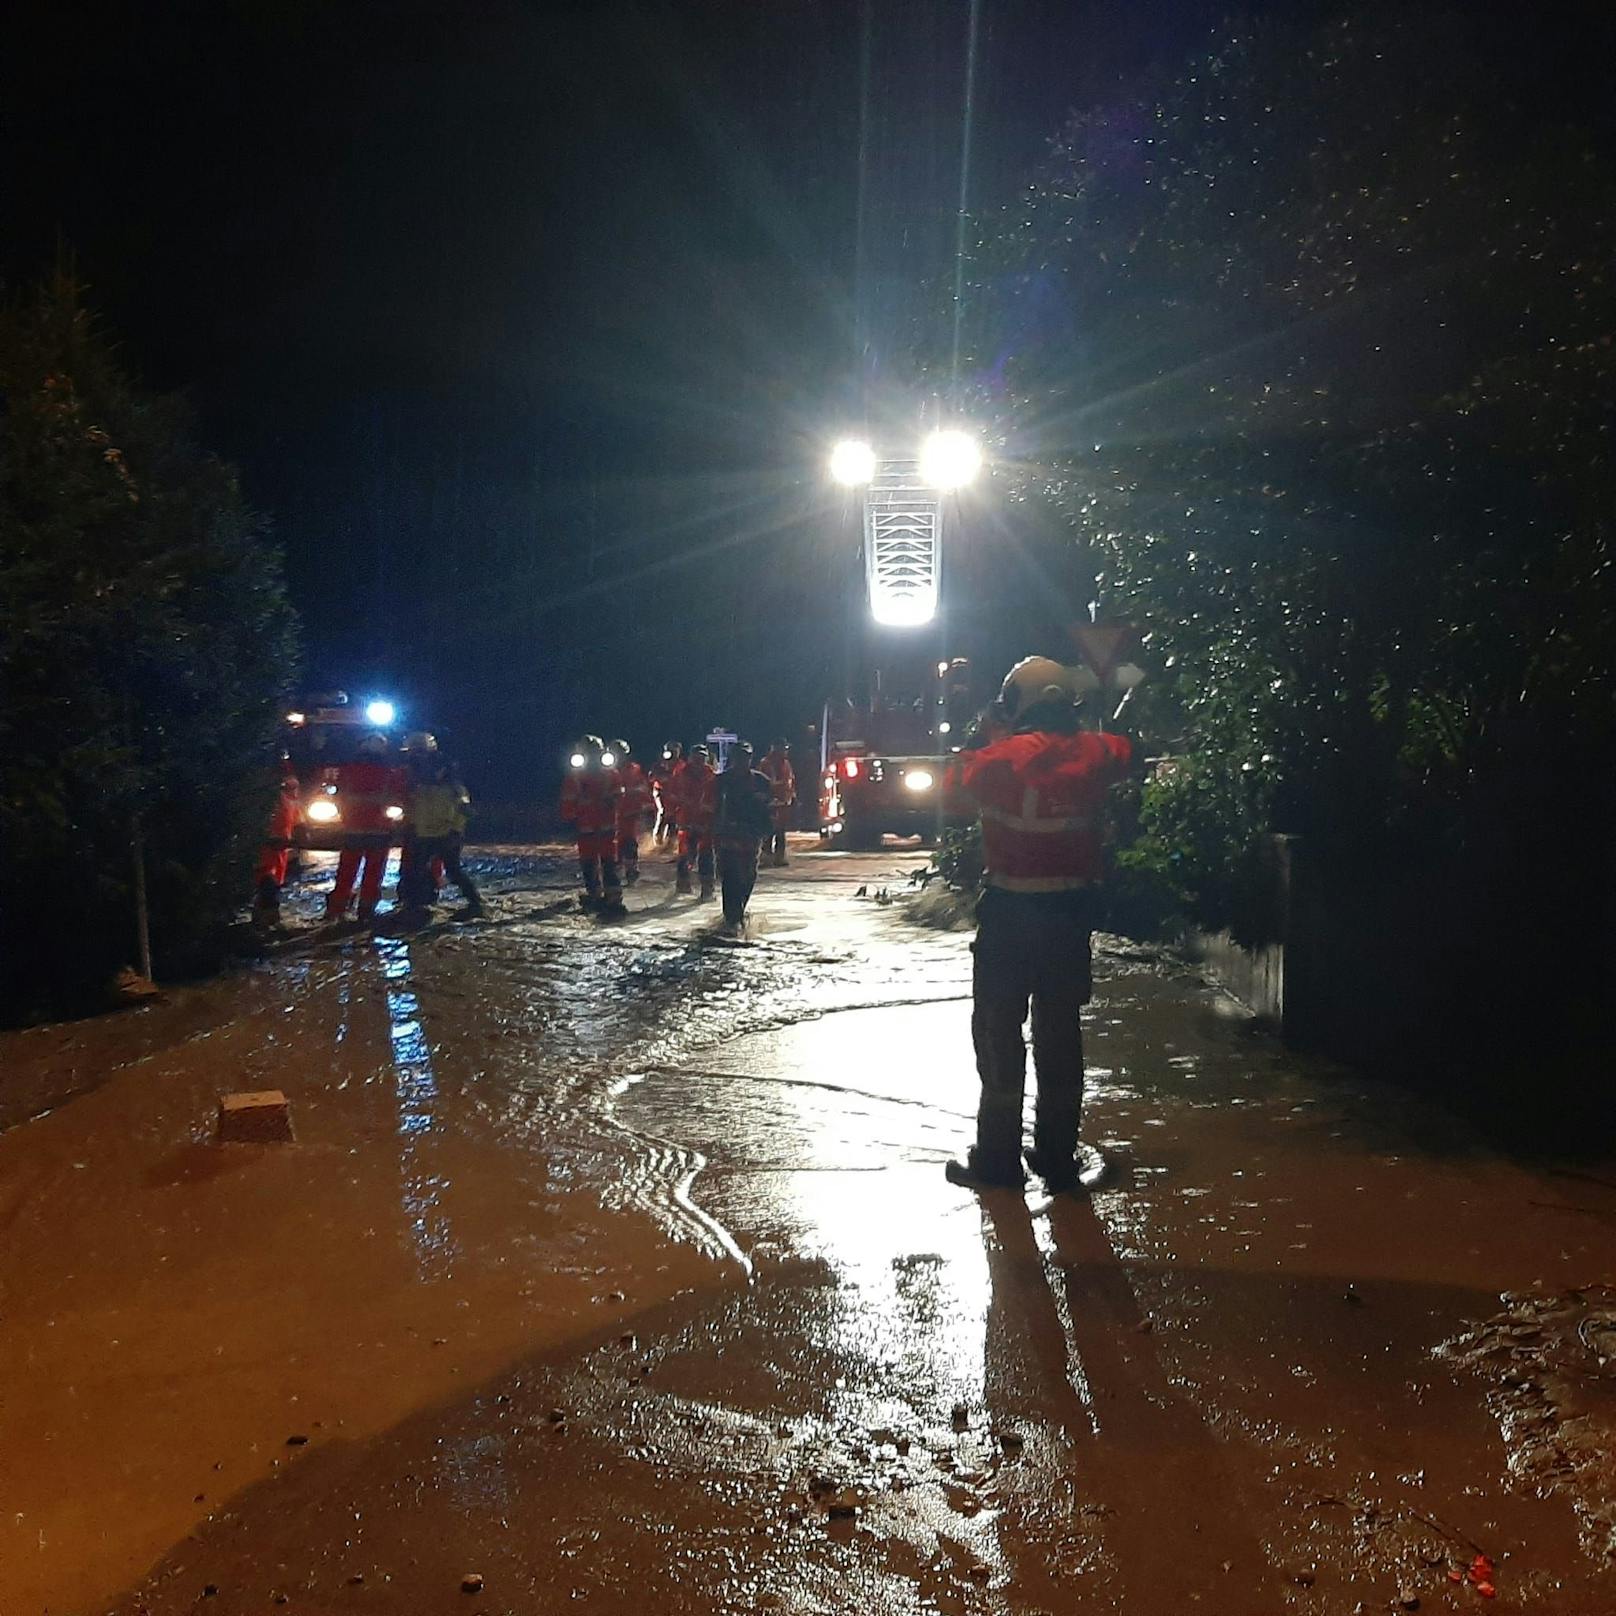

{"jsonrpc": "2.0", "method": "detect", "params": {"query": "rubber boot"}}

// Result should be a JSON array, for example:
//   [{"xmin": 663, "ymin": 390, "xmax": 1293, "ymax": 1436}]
[
  {"xmin": 944, "ymin": 1147, "xmax": 1026, "ymax": 1192},
  {"xmin": 676, "ymin": 864, "xmax": 693, "ymax": 895},
  {"xmin": 1025, "ymin": 1147, "xmax": 1085, "ymax": 1194}
]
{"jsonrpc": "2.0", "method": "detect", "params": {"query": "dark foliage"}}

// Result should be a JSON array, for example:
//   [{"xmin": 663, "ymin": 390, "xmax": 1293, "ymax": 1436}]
[
  {"xmin": 0, "ymin": 275, "xmax": 299, "ymax": 1018},
  {"xmin": 938, "ymin": 12, "xmax": 1614, "ymax": 1080}
]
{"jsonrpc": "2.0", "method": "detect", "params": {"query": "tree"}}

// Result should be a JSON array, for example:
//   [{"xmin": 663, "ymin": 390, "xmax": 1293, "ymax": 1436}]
[
  {"xmin": 0, "ymin": 273, "xmax": 300, "ymax": 1017},
  {"xmin": 948, "ymin": 13, "xmax": 1615, "ymax": 934}
]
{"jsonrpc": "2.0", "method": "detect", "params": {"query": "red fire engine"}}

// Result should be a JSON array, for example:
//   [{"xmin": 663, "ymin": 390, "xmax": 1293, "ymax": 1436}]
[
  {"xmin": 817, "ymin": 658, "xmax": 976, "ymax": 848},
  {"xmin": 280, "ymin": 693, "xmax": 409, "ymax": 852}
]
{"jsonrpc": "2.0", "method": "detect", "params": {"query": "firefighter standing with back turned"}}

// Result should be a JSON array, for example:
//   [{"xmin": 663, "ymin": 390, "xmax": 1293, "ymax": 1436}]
[
  {"xmin": 324, "ymin": 732, "xmax": 407, "ymax": 924},
  {"xmin": 943, "ymin": 657, "xmax": 1135, "ymax": 1193},
  {"xmin": 560, "ymin": 736, "xmax": 626, "ymax": 915},
  {"xmin": 757, "ymin": 738, "xmax": 796, "ymax": 867}
]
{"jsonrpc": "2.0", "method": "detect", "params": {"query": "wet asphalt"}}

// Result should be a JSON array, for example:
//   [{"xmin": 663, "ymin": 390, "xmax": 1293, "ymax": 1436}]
[{"xmin": 1, "ymin": 841, "xmax": 1613, "ymax": 1615}]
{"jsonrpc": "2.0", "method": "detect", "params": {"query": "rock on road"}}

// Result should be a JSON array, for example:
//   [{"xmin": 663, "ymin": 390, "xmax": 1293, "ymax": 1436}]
[{"xmin": 1, "ymin": 841, "xmax": 1613, "ymax": 1615}]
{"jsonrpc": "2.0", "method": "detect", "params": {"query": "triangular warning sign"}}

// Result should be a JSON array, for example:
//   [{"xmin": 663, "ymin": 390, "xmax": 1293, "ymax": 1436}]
[{"xmin": 1068, "ymin": 623, "xmax": 1141, "ymax": 683}]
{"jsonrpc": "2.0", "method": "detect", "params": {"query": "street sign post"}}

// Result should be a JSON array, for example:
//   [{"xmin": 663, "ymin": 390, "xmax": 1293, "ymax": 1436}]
[{"xmin": 1068, "ymin": 623, "xmax": 1143, "ymax": 686}]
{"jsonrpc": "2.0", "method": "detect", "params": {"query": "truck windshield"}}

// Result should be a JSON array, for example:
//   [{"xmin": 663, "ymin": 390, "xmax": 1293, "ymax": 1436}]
[{"xmin": 287, "ymin": 725, "xmax": 391, "ymax": 766}]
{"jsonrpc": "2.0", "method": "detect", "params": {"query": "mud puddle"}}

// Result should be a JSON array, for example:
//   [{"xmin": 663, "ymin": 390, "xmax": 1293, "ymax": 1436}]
[{"xmin": 6, "ymin": 844, "xmax": 1616, "ymax": 1613}]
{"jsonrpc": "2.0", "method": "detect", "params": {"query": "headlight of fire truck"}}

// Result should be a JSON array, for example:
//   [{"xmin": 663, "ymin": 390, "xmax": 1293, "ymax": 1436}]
[
  {"xmin": 570, "ymin": 751, "xmax": 586, "ymax": 769},
  {"xmin": 306, "ymin": 797, "xmax": 340, "ymax": 824},
  {"xmin": 385, "ymin": 805, "xmax": 405, "ymax": 822},
  {"xmin": 904, "ymin": 769, "xmax": 934, "ymax": 792}
]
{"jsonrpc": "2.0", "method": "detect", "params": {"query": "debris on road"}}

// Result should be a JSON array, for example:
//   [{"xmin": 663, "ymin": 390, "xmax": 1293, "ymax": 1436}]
[{"xmin": 216, "ymin": 1089, "xmax": 293, "ymax": 1144}]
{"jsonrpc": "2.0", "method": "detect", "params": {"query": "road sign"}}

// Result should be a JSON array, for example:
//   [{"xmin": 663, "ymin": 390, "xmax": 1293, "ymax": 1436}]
[{"xmin": 1068, "ymin": 623, "xmax": 1142, "ymax": 685}]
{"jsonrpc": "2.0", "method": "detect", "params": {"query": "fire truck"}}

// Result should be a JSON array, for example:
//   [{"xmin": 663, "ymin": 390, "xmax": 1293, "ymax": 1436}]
[
  {"xmin": 817, "ymin": 658, "xmax": 977, "ymax": 848},
  {"xmin": 280, "ymin": 692, "xmax": 409, "ymax": 852}
]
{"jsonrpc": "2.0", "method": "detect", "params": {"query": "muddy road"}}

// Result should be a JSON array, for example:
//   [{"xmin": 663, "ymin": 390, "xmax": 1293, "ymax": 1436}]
[{"xmin": 2, "ymin": 842, "xmax": 1613, "ymax": 1615}]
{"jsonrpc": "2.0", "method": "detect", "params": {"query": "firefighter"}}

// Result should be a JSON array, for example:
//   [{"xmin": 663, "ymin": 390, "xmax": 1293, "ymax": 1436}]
[
  {"xmin": 673, "ymin": 743, "xmax": 717, "ymax": 898},
  {"xmin": 324, "ymin": 732, "xmax": 407, "ymax": 923},
  {"xmin": 610, "ymin": 739, "xmax": 654, "ymax": 885},
  {"xmin": 650, "ymin": 741, "xmax": 683, "ymax": 846},
  {"xmin": 561, "ymin": 735, "xmax": 625, "ymax": 913},
  {"xmin": 252, "ymin": 753, "xmax": 301, "ymax": 926},
  {"xmin": 403, "ymin": 756, "xmax": 484, "ymax": 917},
  {"xmin": 757, "ymin": 738, "xmax": 796, "ymax": 867},
  {"xmin": 396, "ymin": 731, "xmax": 442, "ymax": 906},
  {"xmin": 713, "ymin": 740, "xmax": 775, "ymax": 927},
  {"xmin": 942, "ymin": 656, "xmax": 1135, "ymax": 1194}
]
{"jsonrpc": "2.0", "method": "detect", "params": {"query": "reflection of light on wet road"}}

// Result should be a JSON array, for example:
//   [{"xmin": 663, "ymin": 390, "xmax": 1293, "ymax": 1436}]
[
  {"xmin": 376, "ymin": 936, "xmax": 456, "ymax": 1273},
  {"xmin": 663, "ymin": 1003, "xmax": 996, "ymax": 1416}
]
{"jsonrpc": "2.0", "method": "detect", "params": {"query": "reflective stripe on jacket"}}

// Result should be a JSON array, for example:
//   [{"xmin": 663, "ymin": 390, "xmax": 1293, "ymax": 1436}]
[
  {"xmin": 560, "ymin": 767, "xmax": 622, "ymax": 836},
  {"xmin": 946, "ymin": 728, "xmax": 1132, "ymax": 893}
]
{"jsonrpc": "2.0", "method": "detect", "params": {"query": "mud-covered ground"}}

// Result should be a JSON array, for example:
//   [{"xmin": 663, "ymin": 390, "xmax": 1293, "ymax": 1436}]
[{"xmin": 2, "ymin": 841, "xmax": 1613, "ymax": 1615}]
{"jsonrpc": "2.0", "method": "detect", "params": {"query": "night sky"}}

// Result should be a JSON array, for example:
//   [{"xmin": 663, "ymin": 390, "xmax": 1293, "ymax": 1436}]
[{"xmin": 4, "ymin": 0, "xmax": 1606, "ymax": 797}]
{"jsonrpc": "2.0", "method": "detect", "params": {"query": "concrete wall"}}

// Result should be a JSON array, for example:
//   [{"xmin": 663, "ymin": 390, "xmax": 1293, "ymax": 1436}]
[{"xmin": 1186, "ymin": 835, "xmax": 1300, "ymax": 1032}]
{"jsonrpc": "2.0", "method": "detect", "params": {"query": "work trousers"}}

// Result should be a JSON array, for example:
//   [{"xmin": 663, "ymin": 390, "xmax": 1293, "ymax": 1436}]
[
  {"xmin": 677, "ymin": 828, "xmax": 714, "ymax": 892},
  {"xmin": 328, "ymin": 843, "xmax": 390, "ymax": 916},
  {"xmin": 401, "ymin": 833, "xmax": 480, "ymax": 909},
  {"xmin": 577, "ymin": 832, "xmax": 622, "ymax": 902},
  {"xmin": 768, "ymin": 812, "xmax": 790, "ymax": 865},
  {"xmin": 717, "ymin": 840, "xmax": 761, "ymax": 923},
  {"xmin": 618, "ymin": 816, "xmax": 644, "ymax": 878},
  {"xmin": 254, "ymin": 842, "xmax": 291, "ymax": 915},
  {"xmin": 969, "ymin": 886, "xmax": 1097, "ymax": 1174}
]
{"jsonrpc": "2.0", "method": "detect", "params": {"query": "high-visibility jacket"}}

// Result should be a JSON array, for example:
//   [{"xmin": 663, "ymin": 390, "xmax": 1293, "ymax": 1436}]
[
  {"xmin": 334, "ymin": 760, "xmax": 408, "ymax": 837},
  {"xmin": 560, "ymin": 765, "xmax": 622, "ymax": 836},
  {"xmin": 672, "ymin": 758, "xmax": 716, "ymax": 831},
  {"xmin": 946, "ymin": 727, "xmax": 1132, "ymax": 893},
  {"xmin": 758, "ymin": 750, "xmax": 796, "ymax": 808},
  {"xmin": 411, "ymin": 778, "xmax": 470, "ymax": 839},
  {"xmin": 615, "ymin": 761, "xmax": 655, "ymax": 830}
]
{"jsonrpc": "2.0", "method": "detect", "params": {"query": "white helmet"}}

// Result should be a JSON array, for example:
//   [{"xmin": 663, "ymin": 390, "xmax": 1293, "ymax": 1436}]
[{"xmin": 997, "ymin": 655, "xmax": 1097, "ymax": 721}]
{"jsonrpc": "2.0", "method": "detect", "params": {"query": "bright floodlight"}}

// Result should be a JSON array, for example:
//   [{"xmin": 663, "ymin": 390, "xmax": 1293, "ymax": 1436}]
[
  {"xmin": 869, "ymin": 591, "xmax": 936, "ymax": 628},
  {"xmin": 365, "ymin": 699, "xmax": 396, "ymax": 726},
  {"xmin": 919, "ymin": 429, "xmax": 981, "ymax": 490},
  {"xmin": 829, "ymin": 438, "xmax": 877, "ymax": 486}
]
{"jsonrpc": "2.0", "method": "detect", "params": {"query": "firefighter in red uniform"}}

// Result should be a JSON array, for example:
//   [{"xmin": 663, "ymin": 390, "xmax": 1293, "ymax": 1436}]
[
  {"xmin": 673, "ymin": 743, "xmax": 717, "ymax": 898},
  {"xmin": 757, "ymin": 739, "xmax": 796, "ymax": 867},
  {"xmin": 650, "ymin": 741, "xmax": 683, "ymax": 846},
  {"xmin": 561, "ymin": 735, "xmax": 626, "ymax": 913},
  {"xmin": 324, "ymin": 732, "xmax": 408, "ymax": 923},
  {"xmin": 252, "ymin": 754, "xmax": 301, "ymax": 926},
  {"xmin": 610, "ymin": 739, "xmax": 654, "ymax": 885},
  {"xmin": 943, "ymin": 657, "xmax": 1135, "ymax": 1193}
]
